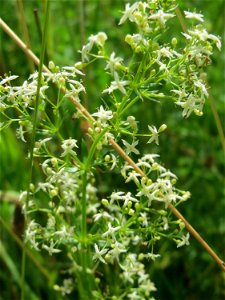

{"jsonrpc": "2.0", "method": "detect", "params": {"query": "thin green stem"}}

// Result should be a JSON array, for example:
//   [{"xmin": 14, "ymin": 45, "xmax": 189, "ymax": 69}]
[
  {"xmin": 21, "ymin": 2, "xmax": 50, "ymax": 300},
  {"xmin": 85, "ymin": 127, "xmax": 108, "ymax": 170},
  {"xmin": 81, "ymin": 169, "xmax": 87, "ymax": 254}
]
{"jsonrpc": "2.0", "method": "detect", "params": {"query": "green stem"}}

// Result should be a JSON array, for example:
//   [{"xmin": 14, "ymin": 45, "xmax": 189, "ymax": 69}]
[
  {"xmin": 85, "ymin": 127, "xmax": 108, "ymax": 170},
  {"xmin": 21, "ymin": 2, "xmax": 50, "ymax": 300}
]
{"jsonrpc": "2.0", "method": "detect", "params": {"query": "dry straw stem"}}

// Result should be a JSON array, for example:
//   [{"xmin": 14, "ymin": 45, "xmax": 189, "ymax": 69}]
[{"xmin": 0, "ymin": 17, "xmax": 224, "ymax": 272}]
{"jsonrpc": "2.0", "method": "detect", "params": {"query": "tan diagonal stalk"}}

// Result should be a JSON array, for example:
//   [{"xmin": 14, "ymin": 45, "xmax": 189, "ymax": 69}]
[{"xmin": 1, "ymin": 18, "xmax": 224, "ymax": 272}]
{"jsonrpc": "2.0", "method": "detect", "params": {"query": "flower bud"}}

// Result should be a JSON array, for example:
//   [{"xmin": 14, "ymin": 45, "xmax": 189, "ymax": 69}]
[
  {"xmin": 128, "ymin": 208, "xmax": 135, "ymax": 215},
  {"xmin": 105, "ymin": 155, "xmax": 111, "ymax": 162},
  {"xmin": 158, "ymin": 124, "xmax": 167, "ymax": 133},
  {"xmin": 127, "ymin": 201, "xmax": 132, "ymax": 208},
  {"xmin": 48, "ymin": 61, "xmax": 55, "ymax": 70},
  {"xmin": 171, "ymin": 37, "xmax": 177, "ymax": 47},
  {"xmin": 135, "ymin": 203, "xmax": 140, "ymax": 210},
  {"xmin": 101, "ymin": 198, "xmax": 109, "ymax": 206}
]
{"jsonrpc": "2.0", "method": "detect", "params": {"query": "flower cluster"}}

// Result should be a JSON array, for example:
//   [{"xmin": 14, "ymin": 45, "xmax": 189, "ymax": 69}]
[{"xmin": 0, "ymin": 0, "xmax": 220, "ymax": 299}]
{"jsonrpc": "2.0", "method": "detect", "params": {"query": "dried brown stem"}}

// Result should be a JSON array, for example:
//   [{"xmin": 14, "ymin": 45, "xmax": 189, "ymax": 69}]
[{"xmin": 0, "ymin": 17, "xmax": 224, "ymax": 272}]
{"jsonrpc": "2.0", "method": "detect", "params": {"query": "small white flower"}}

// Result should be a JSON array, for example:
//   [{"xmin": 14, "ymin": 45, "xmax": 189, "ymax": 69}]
[
  {"xmin": 194, "ymin": 80, "xmax": 208, "ymax": 97},
  {"xmin": 109, "ymin": 153, "xmax": 118, "ymax": 170},
  {"xmin": 184, "ymin": 11, "xmax": 204, "ymax": 22},
  {"xmin": 110, "ymin": 191, "xmax": 125, "ymax": 204},
  {"xmin": 0, "ymin": 75, "xmax": 18, "ymax": 85},
  {"xmin": 88, "ymin": 32, "xmax": 107, "ymax": 47},
  {"xmin": 105, "ymin": 52, "xmax": 123, "ymax": 74},
  {"xmin": 93, "ymin": 211, "xmax": 113, "ymax": 222},
  {"xmin": 92, "ymin": 105, "xmax": 113, "ymax": 124},
  {"xmin": 145, "ymin": 252, "xmax": 161, "ymax": 261},
  {"xmin": 42, "ymin": 241, "xmax": 62, "ymax": 255},
  {"xmin": 103, "ymin": 72, "xmax": 130, "ymax": 94},
  {"xmin": 122, "ymin": 192, "xmax": 138, "ymax": 207},
  {"xmin": 177, "ymin": 233, "xmax": 190, "ymax": 248},
  {"xmin": 81, "ymin": 32, "xmax": 107, "ymax": 62},
  {"xmin": 176, "ymin": 94, "xmax": 203, "ymax": 118},
  {"xmin": 122, "ymin": 139, "xmax": 140, "ymax": 155},
  {"xmin": 62, "ymin": 65, "xmax": 84, "ymax": 76},
  {"xmin": 93, "ymin": 244, "xmax": 108, "ymax": 264},
  {"xmin": 107, "ymin": 241, "xmax": 126, "ymax": 262},
  {"xmin": 157, "ymin": 47, "xmax": 174, "ymax": 59},
  {"xmin": 102, "ymin": 222, "xmax": 121, "ymax": 239},
  {"xmin": 208, "ymin": 34, "xmax": 221, "ymax": 50},
  {"xmin": 61, "ymin": 138, "xmax": 78, "ymax": 157},
  {"xmin": 147, "ymin": 125, "xmax": 161, "ymax": 145},
  {"xmin": 139, "ymin": 212, "xmax": 148, "ymax": 227},
  {"xmin": 140, "ymin": 154, "xmax": 160, "ymax": 163},
  {"xmin": 119, "ymin": 2, "xmax": 139, "ymax": 25},
  {"xmin": 125, "ymin": 171, "xmax": 141, "ymax": 185},
  {"xmin": 149, "ymin": 10, "xmax": 175, "ymax": 27}
]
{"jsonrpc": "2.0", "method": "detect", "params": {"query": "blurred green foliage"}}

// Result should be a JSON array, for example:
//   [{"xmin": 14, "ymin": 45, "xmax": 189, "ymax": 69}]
[{"xmin": 0, "ymin": 0, "xmax": 224, "ymax": 299}]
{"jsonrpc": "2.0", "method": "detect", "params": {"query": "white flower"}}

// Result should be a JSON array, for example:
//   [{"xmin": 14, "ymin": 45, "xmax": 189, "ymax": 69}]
[
  {"xmin": 194, "ymin": 80, "xmax": 208, "ymax": 97},
  {"xmin": 61, "ymin": 138, "xmax": 78, "ymax": 157},
  {"xmin": 140, "ymin": 154, "xmax": 160, "ymax": 163},
  {"xmin": 122, "ymin": 192, "xmax": 138, "ymax": 207},
  {"xmin": 176, "ymin": 94, "xmax": 203, "ymax": 118},
  {"xmin": 81, "ymin": 32, "xmax": 107, "ymax": 61},
  {"xmin": 187, "ymin": 27, "xmax": 221, "ymax": 50},
  {"xmin": 110, "ymin": 191, "xmax": 125, "ymax": 204},
  {"xmin": 93, "ymin": 211, "xmax": 113, "ymax": 222},
  {"xmin": 149, "ymin": 10, "xmax": 175, "ymax": 27},
  {"xmin": 148, "ymin": 124, "xmax": 168, "ymax": 145},
  {"xmin": 119, "ymin": 2, "xmax": 139, "ymax": 25},
  {"xmin": 107, "ymin": 241, "xmax": 126, "ymax": 262},
  {"xmin": 102, "ymin": 222, "xmax": 121, "ymax": 239},
  {"xmin": 125, "ymin": 171, "xmax": 141, "ymax": 185},
  {"xmin": 177, "ymin": 233, "xmax": 190, "ymax": 248},
  {"xmin": 145, "ymin": 252, "xmax": 160, "ymax": 261},
  {"xmin": 42, "ymin": 241, "xmax": 62, "ymax": 255},
  {"xmin": 92, "ymin": 105, "xmax": 113, "ymax": 124},
  {"xmin": 139, "ymin": 212, "xmax": 148, "ymax": 227},
  {"xmin": 105, "ymin": 52, "xmax": 123, "ymax": 74},
  {"xmin": 65, "ymin": 81, "xmax": 85, "ymax": 100},
  {"xmin": 62, "ymin": 65, "xmax": 84, "ymax": 76},
  {"xmin": 127, "ymin": 290, "xmax": 141, "ymax": 299},
  {"xmin": 208, "ymin": 34, "xmax": 221, "ymax": 51},
  {"xmin": 0, "ymin": 75, "xmax": 18, "ymax": 85},
  {"xmin": 162, "ymin": 216, "xmax": 169, "ymax": 230},
  {"xmin": 184, "ymin": 11, "xmax": 204, "ymax": 22},
  {"xmin": 103, "ymin": 72, "xmax": 130, "ymax": 94},
  {"xmin": 88, "ymin": 32, "xmax": 107, "ymax": 47},
  {"xmin": 157, "ymin": 46, "xmax": 174, "ymax": 59},
  {"xmin": 109, "ymin": 153, "xmax": 118, "ymax": 170},
  {"xmin": 93, "ymin": 244, "xmax": 108, "ymax": 264},
  {"xmin": 122, "ymin": 139, "xmax": 140, "ymax": 155},
  {"xmin": 147, "ymin": 125, "xmax": 159, "ymax": 145}
]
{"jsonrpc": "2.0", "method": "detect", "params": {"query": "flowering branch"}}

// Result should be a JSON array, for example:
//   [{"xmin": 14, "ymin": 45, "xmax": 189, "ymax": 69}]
[{"xmin": 1, "ymin": 16, "xmax": 224, "ymax": 274}]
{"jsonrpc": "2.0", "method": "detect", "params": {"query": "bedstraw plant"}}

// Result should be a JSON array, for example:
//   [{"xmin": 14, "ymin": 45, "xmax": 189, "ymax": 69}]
[{"xmin": 0, "ymin": 1, "xmax": 223, "ymax": 299}]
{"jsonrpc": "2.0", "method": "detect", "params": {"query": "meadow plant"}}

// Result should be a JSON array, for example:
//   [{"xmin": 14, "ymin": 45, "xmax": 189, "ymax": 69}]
[{"xmin": 0, "ymin": 0, "xmax": 222, "ymax": 299}]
